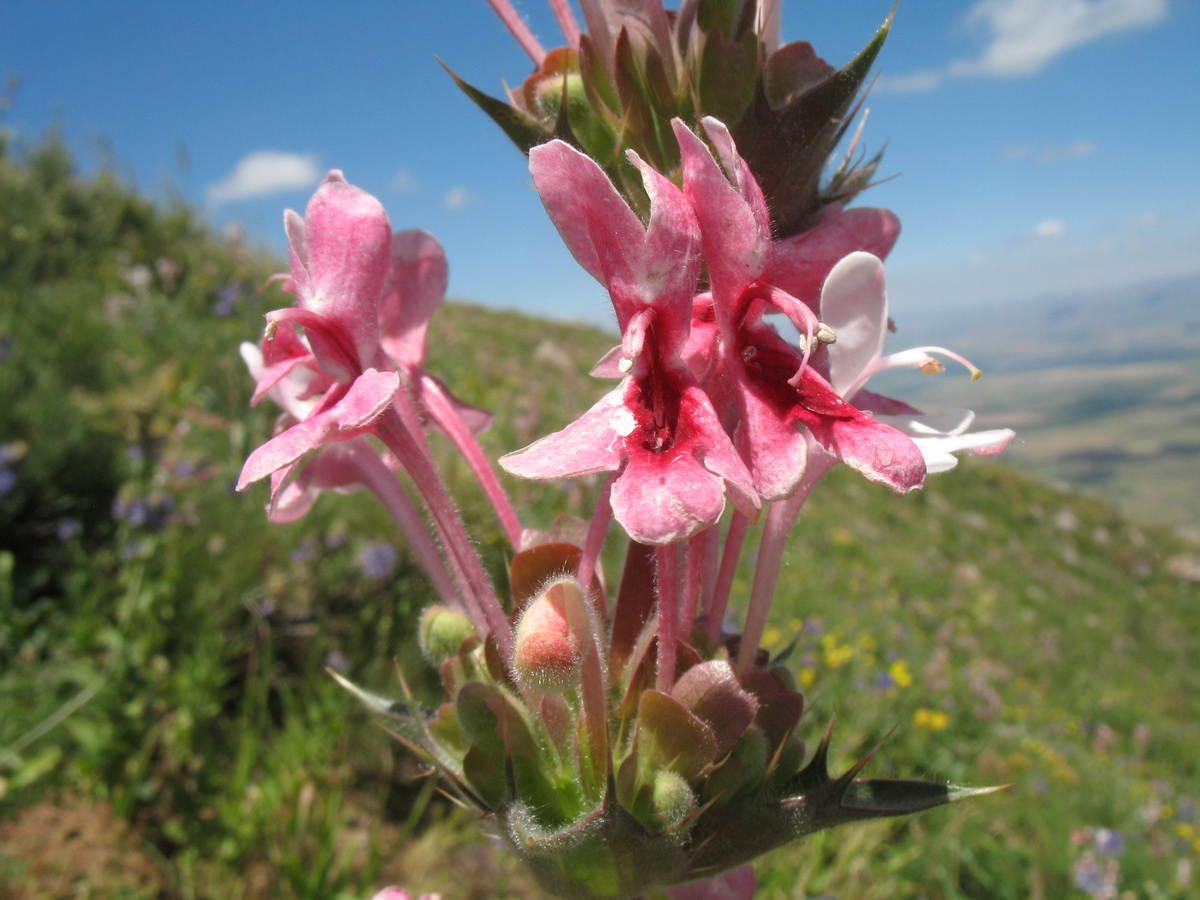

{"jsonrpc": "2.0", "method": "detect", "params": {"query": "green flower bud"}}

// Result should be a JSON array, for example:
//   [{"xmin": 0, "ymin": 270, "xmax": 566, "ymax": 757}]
[
  {"xmin": 418, "ymin": 604, "xmax": 474, "ymax": 664},
  {"xmin": 650, "ymin": 770, "xmax": 696, "ymax": 832}
]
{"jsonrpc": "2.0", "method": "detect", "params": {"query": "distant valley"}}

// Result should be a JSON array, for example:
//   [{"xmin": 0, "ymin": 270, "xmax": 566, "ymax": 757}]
[{"xmin": 874, "ymin": 273, "xmax": 1200, "ymax": 534}]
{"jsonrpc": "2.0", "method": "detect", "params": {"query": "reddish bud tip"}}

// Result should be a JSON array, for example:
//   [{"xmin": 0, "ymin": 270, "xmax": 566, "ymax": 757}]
[{"xmin": 512, "ymin": 577, "xmax": 591, "ymax": 692}]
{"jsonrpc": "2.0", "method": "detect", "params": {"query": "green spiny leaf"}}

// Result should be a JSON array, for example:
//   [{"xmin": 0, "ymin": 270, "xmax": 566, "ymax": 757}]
[{"xmin": 441, "ymin": 61, "xmax": 553, "ymax": 155}]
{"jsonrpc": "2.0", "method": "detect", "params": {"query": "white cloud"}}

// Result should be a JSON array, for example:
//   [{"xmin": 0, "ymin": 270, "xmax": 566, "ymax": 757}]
[
  {"xmin": 443, "ymin": 186, "xmax": 474, "ymax": 210},
  {"xmin": 1034, "ymin": 219, "xmax": 1068, "ymax": 238},
  {"xmin": 950, "ymin": 0, "xmax": 1169, "ymax": 78},
  {"xmin": 875, "ymin": 70, "xmax": 945, "ymax": 94},
  {"xmin": 882, "ymin": 0, "xmax": 1167, "ymax": 92},
  {"xmin": 207, "ymin": 151, "xmax": 322, "ymax": 203},
  {"xmin": 391, "ymin": 168, "xmax": 420, "ymax": 193},
  {"xmin": 1037, "ymin": 139, "xmax": 1099, "ymax": 162},
  {"xmin": 1131, "ymin": 210, "xmax": 1163, "ymax": 228},
  {"xmin": 1002, "ymin": 139, "xmax": 1098, "ymax": 163}
]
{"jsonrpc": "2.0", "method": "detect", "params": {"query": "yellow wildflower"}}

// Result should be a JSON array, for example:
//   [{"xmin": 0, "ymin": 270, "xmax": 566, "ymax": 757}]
[
  {"xmin": 889, "ymin": 659, "xmax": 913, "ymax": 689},
  {"xmin": 914, "ymin": 708, "xmax": 950, "ymax": 731}
]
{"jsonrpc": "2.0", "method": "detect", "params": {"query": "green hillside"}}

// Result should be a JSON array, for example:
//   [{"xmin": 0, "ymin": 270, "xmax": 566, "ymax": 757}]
[{"xmin": 2, "ymin": 136, "xmax": 1198, "ymax": 900}]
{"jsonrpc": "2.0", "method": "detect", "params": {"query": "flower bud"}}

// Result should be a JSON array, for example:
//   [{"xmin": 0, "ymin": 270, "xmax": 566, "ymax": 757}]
[
  {"xmin": 530, "ymin": 65, "xmax": 618, "ymax": 166},
  {"xmin": 418, "ymin": 605, "xmax": 474, "ymax": 664},
  {"xmin": 650, "ymin": 770, "xmax": 696, "ymax": 832},
  {"xmin": 512, "ymin": 577, "xmax": 591, "ymax": 693}
]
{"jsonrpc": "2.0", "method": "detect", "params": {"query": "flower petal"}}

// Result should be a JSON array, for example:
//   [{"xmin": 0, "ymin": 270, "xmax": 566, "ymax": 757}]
[
  {"xmin": 528, "ymin": 140, "xmax": 646, "ymax": 287},
  {"xmin": 675, "ymin": 119, "xmax": 770, "ymax": 320},
  {"xmin": 500, "ymin": 385, "xmax": 631, "ymax": 479},
  {"xmin": 378, "ymin": 229, "xmax": 449, "ymax": 370},
  {"xmin": 237, "ymin": 368, "xmax": 400, "ymax": 490},
  {"xmin": 529, "ymin": 140, "xmax": 700, "ymax": 346},
  {"xmin": 611, "ymin": 449, "xmax": 729, "ymax": 545},
  {"xmin": 819, "ymin": 251, "xmax": 889, "ymax": 397},
  {"xmin": 298, "ymin": 171, "xmax": 392, "ymax": 365},
  {"xmin": 795, "ymin": 368, "xmax": 926, "ymax": 494},
  {"xmin": 771, "ymin": 203, "xmax": 900, "ymax": 310},
  {"xmin": 879, "ymin": 410, "xmax": 1016, "ymax": 474},
  {"xmin": 267, "ymin": 307, "xmax": 360, "ymax": 384},
  {"xmin": 611, "ymin": 377, "xmax": 758, "ymax": 545},
  {"xmin": 241, "ymin": 338, "xmax": 319, "ymax": 414},
  {"xmin": 732, "ymin": 374, "xmax": 810, "ymax": 501}
]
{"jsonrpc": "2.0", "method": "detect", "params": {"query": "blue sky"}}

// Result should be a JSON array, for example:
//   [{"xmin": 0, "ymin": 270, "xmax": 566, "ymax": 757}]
[{"xmin": 3, "ymin": 0, "xmax": 1198, "ymax": 325}]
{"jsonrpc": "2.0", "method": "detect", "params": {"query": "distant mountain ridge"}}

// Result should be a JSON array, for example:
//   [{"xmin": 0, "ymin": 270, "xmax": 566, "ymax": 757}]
[
  {"xmin": 892, "ymin": 273, "xmax": 1200, "ymax": 373},
  {"xmin": 875, "ymin": 274, "xmax": 1200, "ymax": 533}
]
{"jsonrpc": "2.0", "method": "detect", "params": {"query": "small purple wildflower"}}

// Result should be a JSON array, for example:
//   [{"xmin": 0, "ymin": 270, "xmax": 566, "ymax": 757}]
[
  {"xmin": 171, "ymin": 458, "xmax": 198, "ymax": 479},
  {"xmin": 291, "ymin": 537, "xmax": 317, "ymax": 564},
  {"xmin": 324, "ymin": 650, "xmax": 351, "ymax": 673},
  {"xmin": 55, "ymin": 518, "xmax": 82, "ymax": 541},
  {"xmin": 1093, "ymin": 828, "xmax": 1125, "ymax": 857},
  {"xmin": 358, "ymin": 541, "xmax": 397, "ymax": 580},
  {"xmin": 1072, "ymin": 851, "xmax": 1118, "ymax": 899},
  {"xmin": 114, "ymin": 495, "xmax": 176, "ymax": 531},
  {"xmin": 114, "ymin": 497, "xmax": 149, "ymax": 528},
  {"xmin": 213, "ymin": 283, "xmax": 241, "ymax": 317},
  {"xmin": 0, "ymin": 467, "xmax": 16, "ymax": 495}
]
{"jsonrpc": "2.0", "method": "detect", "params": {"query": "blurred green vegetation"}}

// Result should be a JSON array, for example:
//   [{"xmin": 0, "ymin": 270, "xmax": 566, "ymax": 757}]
[{"xmin": 1, "ymin": 134, "xmax": 1197, "ymax": 900}]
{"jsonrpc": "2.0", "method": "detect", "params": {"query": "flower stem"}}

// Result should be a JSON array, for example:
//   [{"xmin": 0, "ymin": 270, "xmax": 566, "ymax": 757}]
[
  {"xmin": 376, "ymin": 401, "xmax": 513, "ymax": 661},
  {"xmin": 420, "ymin": 374, "xmax": 523, "ymax": 547},
  {"xmin": 485, "ymin": 0, "xmax": 546, "ymax": 64},
  {"xmin": 577, "ymin": 474, "xmax": 613, "ymax": 604},
  {"xmin": 679, "ymin": 526, "xmax": 716, "ymax": 644},
  {"xmin": 735, "ymin": 455, "xmax": 831, "ymax": 673},
  {"xmin": 655, "ymin": 543, "xmax": 680, "ymax": 691},
  {"xmin": 707, "ymin": 511, "xmax": 750, "ymax": 643},
  {"xmin": 347, "ymin": 442, "xmax": 460, "ymax": 608},
  {"xmin": 547, "ymin": 0, "xmax": 581, "ymax": 48}
]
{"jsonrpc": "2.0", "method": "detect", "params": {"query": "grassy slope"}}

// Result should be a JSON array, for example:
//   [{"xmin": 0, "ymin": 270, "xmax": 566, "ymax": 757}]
[
  {"xmin": 1, "ymin": 137, "xmax": 1198, "ymax": 899},
  {"xmin": 440, "ymin": 309, "xmax": 1200, "ymax": 900}
]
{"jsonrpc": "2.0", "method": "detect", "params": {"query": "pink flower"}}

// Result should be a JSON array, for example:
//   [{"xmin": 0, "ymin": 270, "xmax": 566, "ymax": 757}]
[
  {"xmin": 818, "ymin": 251, "xmax": 1015, "ymax": 471},
  {"xmin": 675, "ymin": 117, "xmax": 926, "ymax": 499},
  {"xmin": 237, "ymin": 171, "xmax": 400, "ymax": 496},
  {"xmin": 237, "ymin": 174, "xmax": 512, "ymax": 535},
  {"xmin": 239, "ymin": 172, "xmax": 515, "ymax": 653},
  {"xmin": 500, "ymin": 139, "xmax": 758, "ymax": 545}
]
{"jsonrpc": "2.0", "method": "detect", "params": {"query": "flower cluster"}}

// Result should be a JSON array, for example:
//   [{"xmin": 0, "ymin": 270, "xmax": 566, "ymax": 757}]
[
  {"xmin": 237, "ymin": 3, "xmax": 1013, "ymax": 898},
  {"xmin": 458, "ymin": 0, "xmax": 889, "ymax": 235}
]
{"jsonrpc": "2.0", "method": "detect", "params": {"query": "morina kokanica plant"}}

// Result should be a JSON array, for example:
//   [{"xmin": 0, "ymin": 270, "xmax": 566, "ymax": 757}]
[{"xmin": 237, "ymin": 3, "xmax": 1014, "ymax": 898}]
